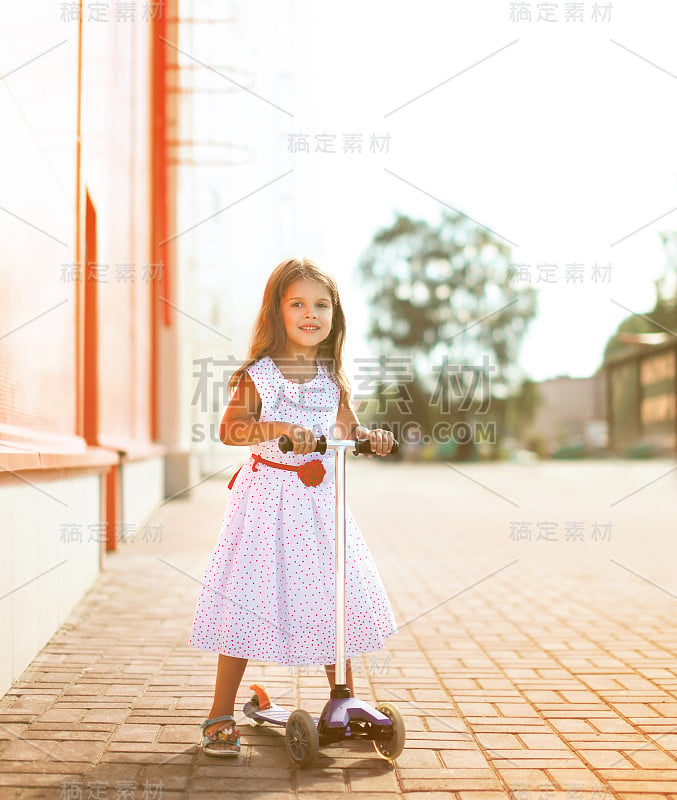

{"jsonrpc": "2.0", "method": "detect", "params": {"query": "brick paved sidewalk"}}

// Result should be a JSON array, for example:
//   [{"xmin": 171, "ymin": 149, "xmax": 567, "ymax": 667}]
[{"xmin": 1, "ymin": 458, "xmax": 677, "ymax": 800}]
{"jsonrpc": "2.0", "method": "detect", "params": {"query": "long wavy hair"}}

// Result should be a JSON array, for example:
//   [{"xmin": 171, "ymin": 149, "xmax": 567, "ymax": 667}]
[{"xmin": 228, "ymin": 257, "xmax": 351, "ymax": 407}]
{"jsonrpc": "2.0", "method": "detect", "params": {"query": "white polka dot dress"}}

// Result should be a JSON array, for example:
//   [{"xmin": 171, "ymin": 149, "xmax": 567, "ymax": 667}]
[{"xmin": 188, "ymin": 355, "xmax": 398, "ymax": 666}]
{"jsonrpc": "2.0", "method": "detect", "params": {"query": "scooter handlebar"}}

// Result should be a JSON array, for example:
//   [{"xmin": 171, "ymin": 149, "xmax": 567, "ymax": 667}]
[{"xmin": 278, "ymin": 433, "xmax": 399, "ymax": 457}]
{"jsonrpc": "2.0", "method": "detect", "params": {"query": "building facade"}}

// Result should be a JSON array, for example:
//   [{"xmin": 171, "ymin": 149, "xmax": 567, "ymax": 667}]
[
  {"xmin": 523, "ymin": 371, "xmax": 608, "ymax": 455},
  {"xmin": 0, "ymin": 1, "xmax": 190, "ymax": 696},
  {"xmin": 605, "ymin": 340, "xmax": 677, "ymax": 456}
]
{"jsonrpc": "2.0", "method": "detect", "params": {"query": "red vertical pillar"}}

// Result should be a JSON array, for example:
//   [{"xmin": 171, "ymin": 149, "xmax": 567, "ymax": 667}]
[
  {"xmin": 105, "ymin": 463, "xmax": 121, "ymax": 553},
  {"xmin": 83, "ymin": 191, "xmax": 99, "ymax": 445}
]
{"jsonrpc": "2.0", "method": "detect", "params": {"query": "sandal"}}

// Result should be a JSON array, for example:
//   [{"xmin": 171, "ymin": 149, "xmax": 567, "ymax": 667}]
[{"xmin": 200, "ymin": 713, "xmax": 241, "ymax": 757}]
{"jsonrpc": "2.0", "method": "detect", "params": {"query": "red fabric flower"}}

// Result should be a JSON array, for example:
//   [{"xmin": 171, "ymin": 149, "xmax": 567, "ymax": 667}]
[{"xmin": 297, "ymin": 459, "xmax": 326, "ymax": 487}]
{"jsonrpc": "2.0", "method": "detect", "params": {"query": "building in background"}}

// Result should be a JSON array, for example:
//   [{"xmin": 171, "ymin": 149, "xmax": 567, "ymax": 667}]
[
  {"xmin": 0, "ymin": 1, "xmax": 190, "ymax": 696},
  {"xmin": 604, "ymin": 338, "xmax": 677, "ymax": 456},
  {"xmin": 522, "ymin": 371, "xmax": 608, "ymax": 455},
  {"xmin": 0, "ymin": 0, "xmax": 326, "ymax": 697}
]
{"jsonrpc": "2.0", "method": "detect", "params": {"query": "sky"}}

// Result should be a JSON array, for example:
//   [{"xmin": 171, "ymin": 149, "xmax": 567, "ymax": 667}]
[
  {"xmin": 177, "ymin": 0, "xmax": 677, "ymax": 384},
  {"xmin": 285, "ymin": 0, "xmax": 677, "ymax": 381},
  {"xmin": 3, "ymin": 2, "xmax": 677, "ymax": 386}
]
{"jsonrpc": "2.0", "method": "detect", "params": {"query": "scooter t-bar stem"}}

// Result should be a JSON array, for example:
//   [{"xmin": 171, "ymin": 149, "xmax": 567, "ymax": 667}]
[
  {"xmin": 334, "ymin": 443, "xmax": 347, "ymax": 691},
  {"xmin": 277, "ymin": 433, "xmax": 398, "ymax": 694}
]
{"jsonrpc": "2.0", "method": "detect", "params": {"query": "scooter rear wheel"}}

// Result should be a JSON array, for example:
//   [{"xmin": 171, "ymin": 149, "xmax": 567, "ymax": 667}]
[
  {"xmin": 285, "ymin": 709, "xmax": 319, "ymax": 767},
  {"xmin": 373, "ymin": 702, "xmax": 405, "ymax": 760}
]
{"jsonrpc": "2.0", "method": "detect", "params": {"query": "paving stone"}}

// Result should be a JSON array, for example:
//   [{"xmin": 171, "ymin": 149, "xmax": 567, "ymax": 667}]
[
  {"xmin": 1, "ymin": 461, "xmax": 676, "ymax": 799},
  {"xmin": 401, "ymin": 777, "xmax": 501, "ymax": 792},
  {"xmin": 625, "ymin": 748, "xmax": 677, "ymax": 769},
  {"xmin": 401, "ymin": 794, "xmax": 458, "ymax": 800},
  {"xmin": 49, "ymin": 740, "xmax": 108, "ymax": 762}
]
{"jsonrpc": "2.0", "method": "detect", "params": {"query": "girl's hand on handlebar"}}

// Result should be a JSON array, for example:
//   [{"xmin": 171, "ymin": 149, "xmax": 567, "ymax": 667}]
[
  {"xmin": 287, "ymin": 423, "xmax": 317, "ymax": 455},
  {"xmin": 362, "ymin": 427, "xmax": 395, "ymax": 457}
]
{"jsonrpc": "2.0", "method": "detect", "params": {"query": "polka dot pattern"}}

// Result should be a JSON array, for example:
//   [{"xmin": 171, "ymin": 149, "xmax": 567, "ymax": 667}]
[{"xmin": 188, "ymin": 355, "xmax": 398, "ymax": 665}]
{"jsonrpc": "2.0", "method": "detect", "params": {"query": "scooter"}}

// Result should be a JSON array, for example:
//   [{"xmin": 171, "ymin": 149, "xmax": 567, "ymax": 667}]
[{"xmin": 243, "ymin": 433, "xmax": 405, "ymax": 767}]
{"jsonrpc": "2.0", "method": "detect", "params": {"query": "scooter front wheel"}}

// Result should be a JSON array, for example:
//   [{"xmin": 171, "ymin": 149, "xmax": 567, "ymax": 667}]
[
  {"xmin": 285, "ymin": 709, "xmax": 319, "ymax": 767},
  {"xmin": 373, "ymin": 702, "xmax": 405, "ymax": 760}
]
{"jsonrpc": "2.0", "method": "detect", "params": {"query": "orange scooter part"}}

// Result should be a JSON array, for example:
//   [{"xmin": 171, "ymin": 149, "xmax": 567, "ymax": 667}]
[{"xmin": 250, "ymin": 683, "xmax": 272, "ymax": 710}]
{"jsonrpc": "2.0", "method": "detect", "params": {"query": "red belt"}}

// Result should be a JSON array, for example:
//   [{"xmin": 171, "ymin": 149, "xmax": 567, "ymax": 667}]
[{"xmin": 228, "ymin": 453, "xmax": 326, "ymax": 490}]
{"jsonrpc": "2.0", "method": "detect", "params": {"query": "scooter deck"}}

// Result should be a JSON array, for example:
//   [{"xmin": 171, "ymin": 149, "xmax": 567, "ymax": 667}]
[{"xmin": 243, "ymin": 698, "xmax": 320, "ymax": 728}]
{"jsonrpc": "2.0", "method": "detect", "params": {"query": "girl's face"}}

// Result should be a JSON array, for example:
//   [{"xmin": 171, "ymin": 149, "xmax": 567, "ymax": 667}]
[{"xmin": 280, "ymin": 278, "xmax": 333, "ymax": 354}]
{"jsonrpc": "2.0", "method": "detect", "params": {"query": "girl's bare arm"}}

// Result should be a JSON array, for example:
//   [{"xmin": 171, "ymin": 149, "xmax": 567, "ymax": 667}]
[
  {"xmin": 334, "ymin": 388, "xmax": 369, "ymax": 440},
  {"xmin": 334, "ymin": 386, "xmax": 394, "ymax": 455},
  {"xmin": 220, "ymin": 372, "xmax": 290, "ymax": 446}
]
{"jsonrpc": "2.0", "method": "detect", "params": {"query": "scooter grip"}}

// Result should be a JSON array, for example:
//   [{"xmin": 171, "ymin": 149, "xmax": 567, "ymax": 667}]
[
  {"xmin": 278, "ymin": 434, "xmax": 327, "ymax": 454},
  {"xmin": 278, "ymin": 434, "xmax": 293, "ymax": 453},
  {"xmin": 354, "ymin": 437, "xmax": 399, "ymax": 456}
]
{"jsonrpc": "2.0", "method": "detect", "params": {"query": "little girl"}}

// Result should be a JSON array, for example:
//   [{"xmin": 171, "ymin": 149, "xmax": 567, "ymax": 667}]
[{"xmin": 188, "ymin": 256, "xmax": 398, "ymax": 756}]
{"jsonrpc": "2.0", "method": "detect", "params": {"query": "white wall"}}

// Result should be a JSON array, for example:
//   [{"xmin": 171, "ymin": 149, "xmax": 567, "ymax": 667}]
[
  {"xmin": 0, "ymin": 473, "xmax": 103, "ymax": 696},
  {"xmin": 122, "ymin": 456, "xmax": 165, "ymax": 528}
]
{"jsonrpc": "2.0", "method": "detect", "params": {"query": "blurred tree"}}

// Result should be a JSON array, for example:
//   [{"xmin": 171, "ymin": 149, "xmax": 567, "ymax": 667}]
[{"xmin": 356, "ymin": 210, "xmax": 537, "ymax": 459}]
